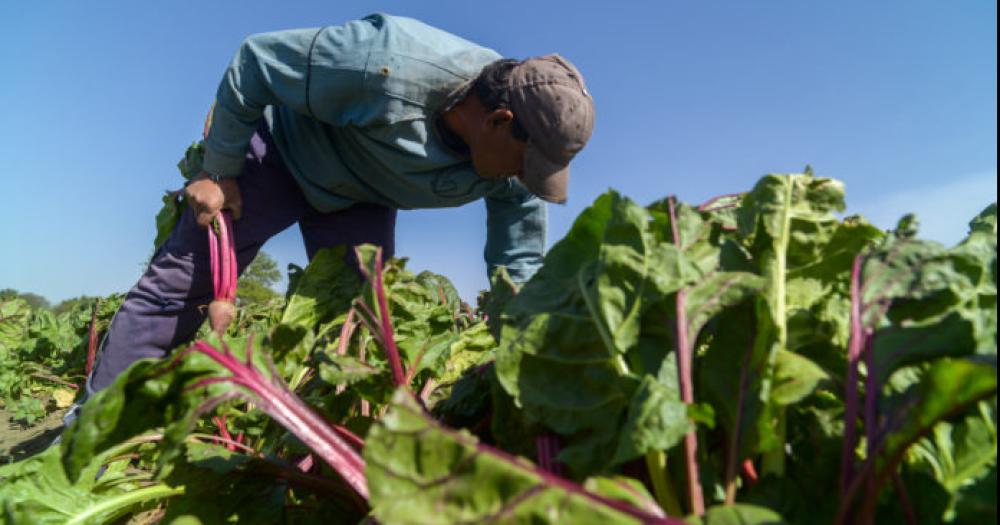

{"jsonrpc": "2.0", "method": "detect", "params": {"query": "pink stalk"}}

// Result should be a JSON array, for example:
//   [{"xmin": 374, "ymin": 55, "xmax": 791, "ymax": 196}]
[
  {"xmin": 207, "ymin": 212, "xmax": 238, "ymax": 334},
  {"xmin": 840, "ymin": 255, "xmax": 865, "ymax": 494},
  {"xmin": 185, "ymin": 339, "xmax": 369, "ymax": 500},
  {"xmin": 209, "ymin": 223, "xmax": 221, "ymax": 297},
  {"xmin": 419, "ymin": 378, "xmax": 437, "ymax": 404},
  {"xmin": 724, "ymin": 334, "xmax": 754, "ymax": 504},
  {"xmin": 335, "ymin": 309, "xmax": 358, "ymax": 396},
  {"xmin": 336, "ymin": 309, "xmax": 357, "ymax": 356},
  {"xmin": 297, "ymin": 454, "xmax": 315, "ymax": 473},
  {"xmin": 217, "ymin": 213, "xmax": 233, "ymax": 301},
  {"xmin": 223, "ymin": 212, "xmax": 238, "ymax": 301},
  {"xmin": 667, "ymin": 197, "xmax": 705, "ymax": 515},
  {"xmin": 332, "ymin": 424, "xmax": 365, "ymax": 451},
  {"xmin": 212, "ymin": 415, "xmax": 236, "ymax": 451},
  {"xmin": 354, "ymin": 246, "xmax": 406, "ymax": 388},
  {"xmin": 863, "ymin": 334, "xmax": 878, "ymax": 457},
  {"xmin": 535, "ymin": 433, "xmax": 564, "ymax": 476},
  {"xmin": 85, "ymin": 300, "xmax": 100, "ymax": 376}
]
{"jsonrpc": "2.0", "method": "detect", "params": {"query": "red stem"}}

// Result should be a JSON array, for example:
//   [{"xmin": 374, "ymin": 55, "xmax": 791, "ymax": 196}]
[
  {"xmin": 863, "ymin": 332, "xmax": 877, "ymax": 456},
  {"xmin": 841, "ymin": 255, "xmax": 865, "ymax": 494},
  {"xmin": 333, "ymin": 424, "xmax": 365, "ymax": 452},
  {"xmin": 724, "ymin": 329, "xmax": 754, "ymax": 504},
  {"xmin": 667, "ymin": 197, "xmax": 704, "ymax": 515},
  {"xmin": 223, "ymin": 212, "xmax": 238, "ymax": 300},
  {"xmin": 336, "ymin": 309, "xmax": 357, "ymax": 356},
  {"xmin": 212, "ymin": 415, "xmax": 236, "ymax": 451},
  {"xmin": 357, "ymin": 247, "xmax": 406, "ymax": 388},
  {"xmin": 188, "ymin": 339, "xmax": 369, "ymax": 500},
  {"xmin": 209, "ymin": 221, "xmax": 220, "ymax": 297},
  {"xmin": 85, "ymin": 300, "xmax": 100, "ymax": 376}
]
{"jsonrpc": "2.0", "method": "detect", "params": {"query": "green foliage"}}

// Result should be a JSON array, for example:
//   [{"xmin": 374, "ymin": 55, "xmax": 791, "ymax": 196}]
[
  {"xmin": 0, "ymin": 294, "xmax": 123, "ymax": 426},
  {"xmin": 365, "ymin": 389, "xmax": 673, "ymax": 525},
  {"xmin": 1, "ymin": 170, "xmax": 995, "ymax": 525}
]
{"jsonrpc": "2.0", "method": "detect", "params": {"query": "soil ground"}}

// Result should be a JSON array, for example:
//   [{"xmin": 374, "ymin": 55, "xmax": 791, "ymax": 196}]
[{"xmin": 0, "ymin": 407, "xmax": 68, "ymax": 464}]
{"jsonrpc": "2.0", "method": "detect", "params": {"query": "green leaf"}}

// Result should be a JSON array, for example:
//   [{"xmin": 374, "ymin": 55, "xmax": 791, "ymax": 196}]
[
  {"xmin": 878, "ymin": 358, "xmax": 997, "ymax": 478},
  {"xmin": 365, "ymin": 389, "xmax": 676, "ymax": 525},
  {"xmin": 497, "ymin": 191, "xmax": 759, "ymax": 475},
  {"xmin": 59, "ymin": 335, "xmax": 258, "ymax": 482},
  {"xmin": 729, "ymin": 173, "xmax": 870, "ymax": 474},
  {"xmin": 176, "ymin": 141, "xmax": 205, "ymax": 180},
  {"xmin": 910, "ymin": 401, "xmax": 997, "ymax": 520},
  {"xmin": 154, "ymin": 191, "xmax": 184, "ymax": 251},
  {"xmin": 315, "ymin": 354, "xmax": 382, "ymax": 387},
  {"xmin": 968, "ymin": 202, "xmax": 997, "ymax": 235},
  {"xmin": 159, "ymin": 442, "xmax": 323, "ymax": 525},
  {"xmin": 279, "ymin": 246, "xmax": 359, "ymax": 343},
  {"xmin": 769, "ymin": 350, "xmax": 829, "ymax": 406},
  {"xmin": 479, "ymin": 266, "xmax": 520, "ymax": 342},
  {"xmin": 613, "ymin": 376, "xmax": 690, "ymax": 464},
  {"xmin": 583, "ymin": 476, "xmax": 667, "ymax": 519},
  {"xmin": 0, "ymin": 444, "xmax": 183, "ymax": 524},
  {"xmin": 684, "ymin": 503, "xmax": 788, "ymax": 525}
]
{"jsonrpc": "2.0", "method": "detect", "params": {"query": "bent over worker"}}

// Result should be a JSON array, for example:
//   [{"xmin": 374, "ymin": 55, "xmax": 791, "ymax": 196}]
[{"xmin": 84, "ymin": 13, "xmax": 595, "ymax": 399}]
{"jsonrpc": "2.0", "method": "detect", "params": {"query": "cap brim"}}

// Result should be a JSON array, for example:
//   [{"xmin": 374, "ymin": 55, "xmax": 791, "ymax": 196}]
[{"xmin": 523, "ymin": 143, "xmax": 569, "ymax": 204}]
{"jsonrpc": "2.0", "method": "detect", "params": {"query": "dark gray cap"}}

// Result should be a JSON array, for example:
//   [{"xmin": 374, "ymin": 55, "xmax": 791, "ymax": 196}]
[{"xmin": 510, "ymin": 54, "xmax": 595, "ymax": 204}]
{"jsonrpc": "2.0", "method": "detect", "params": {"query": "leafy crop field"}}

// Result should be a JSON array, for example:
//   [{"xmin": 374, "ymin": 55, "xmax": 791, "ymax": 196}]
[{"xmin": 1, "ymin": 171, "xmax": 996, "ymax": 524}]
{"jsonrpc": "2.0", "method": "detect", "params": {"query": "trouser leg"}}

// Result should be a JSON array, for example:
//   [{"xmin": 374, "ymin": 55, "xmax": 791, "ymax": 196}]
[
  {"xmin": 89, "ymin": 126, "xmax": 307, "ymax": 392},
  {"xmin": 298, "ymin": 202, "xmax": 398, "ymax": 269}
]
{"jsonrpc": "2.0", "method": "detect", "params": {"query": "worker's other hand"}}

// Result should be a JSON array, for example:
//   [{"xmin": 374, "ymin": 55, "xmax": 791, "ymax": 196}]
[{"xmin": 185, "ymin": 172, "xmax": 243, "ymax": 228}]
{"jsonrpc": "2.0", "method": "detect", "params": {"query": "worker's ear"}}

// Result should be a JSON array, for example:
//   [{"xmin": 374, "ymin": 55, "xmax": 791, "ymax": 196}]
[{"xmin": 485, "ymin": 108, "xmax": 514, "ymax": 132}]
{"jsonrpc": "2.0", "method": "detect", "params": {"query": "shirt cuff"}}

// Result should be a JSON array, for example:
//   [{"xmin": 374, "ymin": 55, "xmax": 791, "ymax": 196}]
[{"xmin": 202, "ymin": 147, "xmax": 246, "ymax": 178}]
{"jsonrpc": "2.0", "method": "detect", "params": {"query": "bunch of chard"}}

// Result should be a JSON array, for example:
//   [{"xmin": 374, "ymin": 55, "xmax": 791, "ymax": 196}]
[{"xmin": 208, "ymin": 211, "xmax": 238, "ymax": 334}]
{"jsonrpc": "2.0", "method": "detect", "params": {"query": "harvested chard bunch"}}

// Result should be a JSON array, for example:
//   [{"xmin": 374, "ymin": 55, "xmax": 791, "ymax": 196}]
[{"xmin": 207, "ymin": 211, "xmax": 237, "ymax": 334}]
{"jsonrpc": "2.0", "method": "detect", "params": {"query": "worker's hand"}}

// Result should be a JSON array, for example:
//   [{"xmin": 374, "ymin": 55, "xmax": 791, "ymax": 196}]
[{"xmin": 185, "ymin": 172, "xmax": 243, "ymax": 228}]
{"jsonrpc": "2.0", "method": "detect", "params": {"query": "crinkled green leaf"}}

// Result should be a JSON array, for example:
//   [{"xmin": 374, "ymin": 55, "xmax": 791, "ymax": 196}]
[
  {"xmin": 583, "ymin": 476, "xmax": 666, "ymax": 519},
  {"xmin": 613, "ymin": 376, "xmax": 689, "ymax": 464},
  {"xmin": 968, "ymin": 203, "xmax": 997, "ymax": 235},
  {"xmin": 726, "ymin": 174, "xmax": 868, "ymax": 473},
  {"xmin": 365, "ymin": 389, "xmax": 680, "ymax": 525},
  {"xmin": 769, "ymin": 350, "xmax": 829, "ymax": 406},
  {"xmin": 315, "ymin": 354, "xmax": 382, "ymax": 387},
  {"xmin": 498, "ymin": 191, "xmax": 759, "ymax": 475},
  {"xmin": 154, "ymin": 191, "xmax": 184, "ymax": 251},
  {"xmin": 910, "ymin": 401, "xmax": 997, "ymax": 520},
  {"xmin": 683, "ymin": 503, "xmax": 787, "ymax": 524},
  {"xmin": 279, "ymin": 246, "xmax": 359, "ymax": 343},
  {"xmin": 479, "ymin": 266, "xmax": 520, "ymax": 341},
  {"xmin": 159, "ymin": 441, "xmax": 329, "ymax": 525},
  {"xmin": 1, "ymin": 444, "xmax": 182, "ymax": 524},
  {"xmin": 59, "ymin": 335, "xmax": 260, "ymax": 482},
  {"xmin": 879, "ymin": 358, "xmax": 997, "ymax": 477},
  {"xmin": 176, "ymin": 141, "xmax": 204, "ymax": 180}
]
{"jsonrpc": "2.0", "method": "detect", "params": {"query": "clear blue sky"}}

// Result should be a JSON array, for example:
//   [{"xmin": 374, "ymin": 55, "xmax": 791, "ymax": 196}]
[{"xmin": 1, "ymin": 1, "xmax": 996, "ymax": 304}]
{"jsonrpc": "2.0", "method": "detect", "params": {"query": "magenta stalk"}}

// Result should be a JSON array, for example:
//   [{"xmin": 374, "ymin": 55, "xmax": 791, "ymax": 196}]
[{"xmin": 667, "ymin": 197, "xmax": 705, "ymax": 515}]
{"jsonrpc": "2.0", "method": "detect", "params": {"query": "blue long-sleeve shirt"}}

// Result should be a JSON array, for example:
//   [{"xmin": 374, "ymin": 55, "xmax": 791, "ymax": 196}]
[{"xmin": 202, "ymin": 13, "xmax": 545, "ymax": 283}]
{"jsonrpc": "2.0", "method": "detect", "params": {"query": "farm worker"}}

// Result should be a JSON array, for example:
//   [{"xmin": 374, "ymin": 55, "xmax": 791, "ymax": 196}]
[{"xmin": 80, "ymin": 14, "xmax": 595, "ymax": 401}]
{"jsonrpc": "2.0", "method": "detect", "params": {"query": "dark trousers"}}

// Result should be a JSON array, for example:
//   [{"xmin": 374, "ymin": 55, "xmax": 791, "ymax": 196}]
[{"xmin": 88, "ymin": 125, "xmax": 396, "ymax": 392}]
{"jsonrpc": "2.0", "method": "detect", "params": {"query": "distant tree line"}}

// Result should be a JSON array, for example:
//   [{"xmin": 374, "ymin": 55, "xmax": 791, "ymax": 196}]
[{"xmin": 2, "ymin": 251, "xmax": 283, "ymax": 311}]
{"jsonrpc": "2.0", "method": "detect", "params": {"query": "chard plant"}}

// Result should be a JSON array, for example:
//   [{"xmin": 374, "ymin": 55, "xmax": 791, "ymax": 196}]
[{"xmin": 1, "ymin": 167, "xmax": 995, "ymax": 525}]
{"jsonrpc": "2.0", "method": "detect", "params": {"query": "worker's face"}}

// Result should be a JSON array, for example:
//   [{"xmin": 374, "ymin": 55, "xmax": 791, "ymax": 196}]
[{"xmin": 470, "ymin": 109, "xmax": 527, "ymax": 180}]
